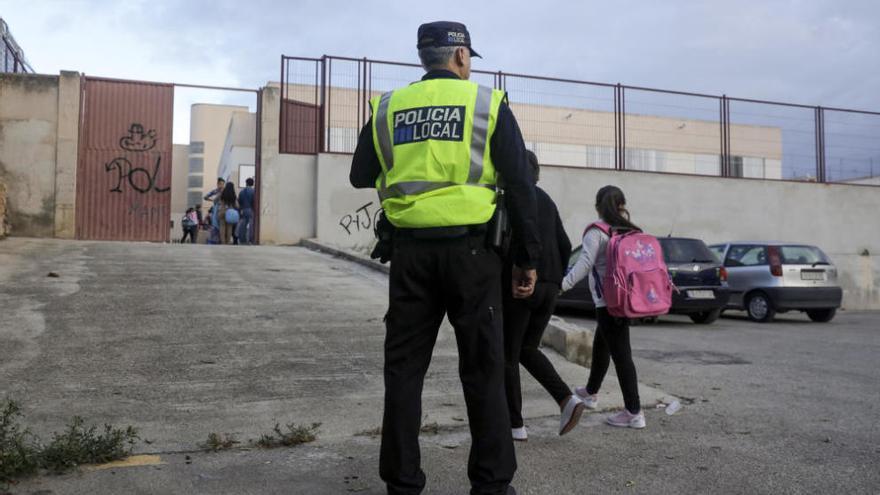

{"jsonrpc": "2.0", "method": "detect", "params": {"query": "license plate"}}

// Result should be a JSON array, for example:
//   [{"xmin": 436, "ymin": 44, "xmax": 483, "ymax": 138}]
[
  {"xmin": 801, "ymin": 271, "xmax": 825, "ymax": 281},
  {"xmin": 688, "ymin": 290, "xmax": 715, "ymax": 299}
]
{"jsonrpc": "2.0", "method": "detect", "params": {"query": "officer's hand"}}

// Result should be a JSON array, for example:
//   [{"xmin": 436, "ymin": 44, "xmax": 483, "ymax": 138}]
[{"xmin": 512, "ymin": 267, "xmax": 537, "ymax": 299}]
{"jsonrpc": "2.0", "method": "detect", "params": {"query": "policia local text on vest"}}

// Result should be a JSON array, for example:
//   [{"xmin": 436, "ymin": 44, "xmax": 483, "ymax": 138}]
[{"xmin": 349, "ymin": 21, "xmax": 541, "ymax": 495}]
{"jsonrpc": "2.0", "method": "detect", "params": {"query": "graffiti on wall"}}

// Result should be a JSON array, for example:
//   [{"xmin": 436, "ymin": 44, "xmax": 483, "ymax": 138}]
[
  {"xmin": 105, "ymin": 124, "xmax": 170, "ymax": 194},
  {"xmin": 339, "ymin": 201, "xmax": 383, "ymax": 236}
]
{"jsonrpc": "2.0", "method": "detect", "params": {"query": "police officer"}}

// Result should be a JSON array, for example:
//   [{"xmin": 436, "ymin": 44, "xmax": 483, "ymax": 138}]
[{"xmin": 350, "ymin": 21, "xmax": 541, "ymax": 495}]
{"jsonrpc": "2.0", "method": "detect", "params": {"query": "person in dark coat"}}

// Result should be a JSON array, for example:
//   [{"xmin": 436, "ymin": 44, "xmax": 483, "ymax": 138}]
[{"xmin": 503, "ymin": 150, "xmax": 583, "ymax": 441}]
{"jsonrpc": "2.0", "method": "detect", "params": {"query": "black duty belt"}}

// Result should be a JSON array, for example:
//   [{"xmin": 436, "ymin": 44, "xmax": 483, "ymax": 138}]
[{"xmin": 395, "ymin": 224, "xmax": 488, "ymax": 240}]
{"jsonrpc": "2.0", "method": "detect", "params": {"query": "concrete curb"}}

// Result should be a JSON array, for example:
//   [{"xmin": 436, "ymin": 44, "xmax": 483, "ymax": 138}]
[
  {"xmin": 300, "ymin": 238, "xmax": 389, "ymax": 274},
  {"xmin": 542, "ymin": 316, "xmax": 594, "ymax": 368},
  {"xmin": 301, "ymin": 238, "xmax": 594, "ymax": 368}
]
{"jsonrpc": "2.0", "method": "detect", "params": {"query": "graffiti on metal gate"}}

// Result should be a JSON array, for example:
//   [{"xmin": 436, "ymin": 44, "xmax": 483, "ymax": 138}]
[
  {"xmin": 119, "ymin": 123, "xmax": 157, "ymax": 152},
  {"xmin": 105, "ymin": 123, "xmax": 169, "ymax": 194},
  {"xmin": 106, "ymin": 156, "xmax": 169, "ymax": 194}
]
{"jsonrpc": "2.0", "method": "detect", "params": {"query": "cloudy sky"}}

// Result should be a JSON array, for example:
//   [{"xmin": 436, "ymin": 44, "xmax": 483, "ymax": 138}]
[{"xmin": 2, "ymin": 0, "xmax": 878, "ymax": 151}]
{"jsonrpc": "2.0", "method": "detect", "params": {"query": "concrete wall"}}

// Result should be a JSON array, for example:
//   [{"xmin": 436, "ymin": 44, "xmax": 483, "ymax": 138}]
[
  {"xmin": 257, "ymin": 86, "xmax": 317, "ymax": 245},
  {"xmin": 315, "ymin": 153, "xmax": 378, "ymax": 253},
  {"xmin": 169, "ymin": 143, "xmax": 190, "ymax": 240},
  {"xmin": 308, "ymin": 158, "xmax": 880, "ymax": 310},
  {"xmin": 170, "ymin": 144, "xmax": 190, "ymax": 215},
  {"xmin": 53, "ymin": 71, "xmax": 80, "ymax": 238},
  {"xmin": 849, "ymin": 176, "xmax": 880, "ymax": 186},
  {"xmin": 217, "ymin": 112, "xmax": 256, "ymax": 182},
  {"xmin": 0, "ymin": 73, "xmax": 60, "ymax": 237}
]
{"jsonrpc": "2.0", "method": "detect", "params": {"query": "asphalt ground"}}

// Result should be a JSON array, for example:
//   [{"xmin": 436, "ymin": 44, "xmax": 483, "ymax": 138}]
[{"xmin": 2, "ymin": 238, "xmax": 878, "ymax": 494}]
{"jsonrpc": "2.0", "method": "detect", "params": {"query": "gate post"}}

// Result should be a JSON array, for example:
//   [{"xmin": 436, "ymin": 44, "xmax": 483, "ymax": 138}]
[{"xmin": 54, "ymin": 71, "xmax": 81, "ymax": 238}]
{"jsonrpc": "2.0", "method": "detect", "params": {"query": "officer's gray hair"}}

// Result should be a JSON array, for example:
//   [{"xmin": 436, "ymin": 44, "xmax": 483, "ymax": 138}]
[{"xmin": 418, "ymin": 46, "xmax": 458, "ymax": 71}]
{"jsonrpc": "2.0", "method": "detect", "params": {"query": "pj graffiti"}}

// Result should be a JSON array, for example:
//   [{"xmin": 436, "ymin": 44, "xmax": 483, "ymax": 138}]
[{"xmin": 339, "ymin": 202, "xmax": 383, "ymax": 235}]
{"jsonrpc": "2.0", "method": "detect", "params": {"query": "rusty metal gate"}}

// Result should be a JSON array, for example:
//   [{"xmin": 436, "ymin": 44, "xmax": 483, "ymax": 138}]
[{"xmin": 75, "ymin": 77, "xmax": 174, "ymax": 241}]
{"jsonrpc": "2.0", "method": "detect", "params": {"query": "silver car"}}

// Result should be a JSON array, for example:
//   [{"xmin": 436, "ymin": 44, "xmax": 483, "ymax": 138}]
[{"xmin": 708, "ymin": 242, "xmax": 842, "ymax": 323}]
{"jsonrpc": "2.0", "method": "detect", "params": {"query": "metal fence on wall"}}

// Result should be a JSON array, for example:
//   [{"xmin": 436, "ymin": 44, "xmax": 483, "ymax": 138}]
[
  {"xmin": 0, "ymin": 18, "xmax": 33, "ymax": 74},
  {"xmin": 280, "ymin": 55, "xmax": 880, "ymax": 186}
]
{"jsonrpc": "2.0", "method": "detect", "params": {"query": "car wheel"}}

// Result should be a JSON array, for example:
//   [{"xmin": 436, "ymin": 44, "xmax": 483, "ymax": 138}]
[
  {"xmin": 806, "ymin": 308, "xmax": 836, "ymax": 323},
  {"xmin": 746, "ymin": 293, "xmax": 775, "ymax": 323},
  {"xmin": 690, "ymin": 308, "xmax": 721, "ymax": 324}
]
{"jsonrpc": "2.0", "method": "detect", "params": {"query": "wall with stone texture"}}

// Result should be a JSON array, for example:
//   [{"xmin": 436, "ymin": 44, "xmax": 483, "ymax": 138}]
[{"xmin": 0, "ymin": 73, "xmax": 59, "ymax": 237}]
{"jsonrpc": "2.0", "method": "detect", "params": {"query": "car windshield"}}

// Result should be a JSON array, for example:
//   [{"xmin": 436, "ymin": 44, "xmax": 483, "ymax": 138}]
[
  {"xmin": 659, "ymin": 239, "xmax": 718, "ymax": 263},
  {"xmin": 780, "ymin": 245, "xmax": 830, "ymax": 265}
]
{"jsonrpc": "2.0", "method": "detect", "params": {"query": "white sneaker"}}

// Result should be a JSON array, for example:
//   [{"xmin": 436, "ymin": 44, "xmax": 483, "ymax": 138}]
[
  {"xmin": 606, "ymin": 410, "xmax": 646, "ymax": 429},
  {"xmin": 558, "ymin": 395, "xmax": 586, "ymax": 436},
  {"xmin": 511, "ymin": 426, "xmax": 528, "ymax": 442},
  {"xmin": 575, "ymin": 386, "xmax": 599, "ymax": 409}
]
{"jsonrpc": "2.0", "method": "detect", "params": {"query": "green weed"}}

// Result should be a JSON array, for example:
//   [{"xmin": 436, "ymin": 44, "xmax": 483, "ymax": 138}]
[{"xmin": 256, "ymin": 422, "xmax": 320, "ymax": 448}]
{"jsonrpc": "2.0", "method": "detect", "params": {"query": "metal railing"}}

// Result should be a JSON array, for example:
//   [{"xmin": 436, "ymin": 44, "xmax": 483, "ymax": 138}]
[
  {"xmin": 280, "ymin": 55, "xmax": 880, "ymax": 185},
  {"xmin": 0, "ymin": 18, "xmax": 33, "ymax": 74}
]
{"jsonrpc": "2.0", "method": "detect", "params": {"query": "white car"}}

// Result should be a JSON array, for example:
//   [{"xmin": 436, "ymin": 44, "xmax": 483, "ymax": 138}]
[{"xmin": 708, "ymin": 242, "xmax": 842, "ymax": 323}]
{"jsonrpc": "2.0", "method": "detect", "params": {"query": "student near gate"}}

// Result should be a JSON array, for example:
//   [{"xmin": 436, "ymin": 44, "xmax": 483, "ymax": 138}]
[
  {"xmin": 237, "ymin": 177, "xmax": 256, "ymax": 245},
  {"xmin": 350, "ymin": 21, "xmax": 541, "ymax": 495}
]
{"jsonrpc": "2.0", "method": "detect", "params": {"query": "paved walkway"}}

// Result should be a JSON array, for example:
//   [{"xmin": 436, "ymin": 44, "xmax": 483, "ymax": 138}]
[
  {"xmin": 0, "ymin": 238, "xmax": 664, "ymax": 449},
  {"xmin": 3, "ymin": 238, "xmax": 879, "ymax": 494}
]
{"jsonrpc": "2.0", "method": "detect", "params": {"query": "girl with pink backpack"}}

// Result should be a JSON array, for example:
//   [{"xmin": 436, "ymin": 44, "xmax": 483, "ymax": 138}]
[{"xmin": 561, "ymin": 185, "xmax": 656, "ymax": 429}]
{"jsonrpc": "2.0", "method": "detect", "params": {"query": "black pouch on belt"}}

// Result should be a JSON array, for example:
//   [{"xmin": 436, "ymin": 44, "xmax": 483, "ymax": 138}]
[
  {"xmin": 488, "ymin": 187, "xmax": 511, "ymax": 256},
  {"xmin": 370, "ymin": 211, "xmax": 395, "ymax": 264}
]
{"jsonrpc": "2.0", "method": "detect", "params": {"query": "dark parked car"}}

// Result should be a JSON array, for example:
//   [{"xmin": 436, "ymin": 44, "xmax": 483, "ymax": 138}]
[{"xmin": 556, "ymin": 237, "xmax": 730, "ymax": 324}]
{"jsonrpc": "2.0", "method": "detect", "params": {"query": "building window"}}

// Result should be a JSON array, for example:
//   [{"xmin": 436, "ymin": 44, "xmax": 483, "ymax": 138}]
[
  {"xmin": 694, "ymin": 154, "xmax": 721, "ymax": 176},
  {"xmin": 187, "ymin": 191, "xmax": 204, "ymax": 208},
  {"xmin": 187, "ymin": 175, "xmax": 203, "ymax": 188},
  {"xmin": 189, "ymin": 157, "xmax": 204, "ymax": 174},
  {"xmin": 190, "ymin": 141, "xmax": 205, "ymax": 154},
  {"xmin": 742, "ymin": 157, "xmax": 766, "ymax": 179},
  {"xmin": 238, "ymin": 164, "xmax": 255, "ymax": 187},
  {"xmin": 729, "ymin": 156, "xmax": 744, "ymax": 177},
  {"xmin": 625, "ymin": 148, "xmax": 664, "ymax": 172}
]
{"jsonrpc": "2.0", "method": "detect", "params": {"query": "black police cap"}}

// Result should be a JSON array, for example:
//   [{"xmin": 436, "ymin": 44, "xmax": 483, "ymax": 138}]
[{"xmin": 417, "ymin": 21, "xmax": 482, "ymax": 58}]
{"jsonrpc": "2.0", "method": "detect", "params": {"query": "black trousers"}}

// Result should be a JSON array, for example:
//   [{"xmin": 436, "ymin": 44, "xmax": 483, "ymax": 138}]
[
  {"xmin": 586, "ymin": 307, "xmax": 641, "ymax": 414},
  {"xmin": 180, "ymin": 226, "xmax": 197, "ymax": 244},
  {"xmin": 380, "ymin": 235, "xmax": 516, "ymax": 495},
  {"xmin": 504, "ymin": 281, "xmax": 572, "ymax": 429}
]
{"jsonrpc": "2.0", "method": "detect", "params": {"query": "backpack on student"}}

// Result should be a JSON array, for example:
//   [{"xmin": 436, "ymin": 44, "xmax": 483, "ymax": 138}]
[
  {"xmin": 181, "ymin": 215, "xmax": 197, "ymax": 229},
  {"xmin": 585, "ymin": 222, "xmax": 672, "ymax": 318},
  {"xmin": 224, "ymin": 208, "xmax": 240, "ymax": 225}
]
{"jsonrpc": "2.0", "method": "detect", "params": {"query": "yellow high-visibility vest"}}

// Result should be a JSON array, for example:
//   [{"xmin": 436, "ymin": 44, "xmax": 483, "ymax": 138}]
[{"xmin": 370, "ymin": 78, "xmax": 505, "ymax": 228}]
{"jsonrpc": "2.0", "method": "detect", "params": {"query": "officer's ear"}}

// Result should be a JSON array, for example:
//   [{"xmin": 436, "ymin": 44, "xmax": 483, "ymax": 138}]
[{"xmin": 454, "ymin": 46, "xmax": 468, "ymax": 67}]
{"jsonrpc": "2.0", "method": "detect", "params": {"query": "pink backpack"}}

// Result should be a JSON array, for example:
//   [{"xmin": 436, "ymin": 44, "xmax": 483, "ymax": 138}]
[{"xmin": 586, "ymin": 222, "xmax": 672, "ymax": 318}]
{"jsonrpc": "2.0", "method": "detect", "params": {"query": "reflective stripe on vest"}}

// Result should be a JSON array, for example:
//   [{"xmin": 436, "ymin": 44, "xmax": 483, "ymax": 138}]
[
  {"xmin": 468, "ymin": 85, "xmax": 493, "ymax": 184},
  {"xmin": 375, "ymin": 91, "xmax": 394, "ymax": 172},
  {"xmin": 378, "ymin": 181, "xmax": 496, "ymax": 202},
  {"xmin": 373, "ymin": 84, "xmax": 495, "ymax": 200},
  {"xmin": 371, "ymin": 79, "xmax": 503, "ymax": 228}
]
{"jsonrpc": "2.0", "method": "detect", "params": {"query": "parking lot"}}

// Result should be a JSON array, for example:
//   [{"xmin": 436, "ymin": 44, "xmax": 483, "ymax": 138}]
[{"xmin": 2, "ymin": 238, "xmax": 879, "ymax": 494}]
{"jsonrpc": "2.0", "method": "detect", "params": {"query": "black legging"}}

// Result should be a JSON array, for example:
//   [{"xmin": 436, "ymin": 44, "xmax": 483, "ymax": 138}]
[
  {"xmin": 504, "ymin": 282, "xmax": 572, "ymax": 429},
  {"xmin": 586, "ymin": 307, "xmax": 641, "ymax": 414}
]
